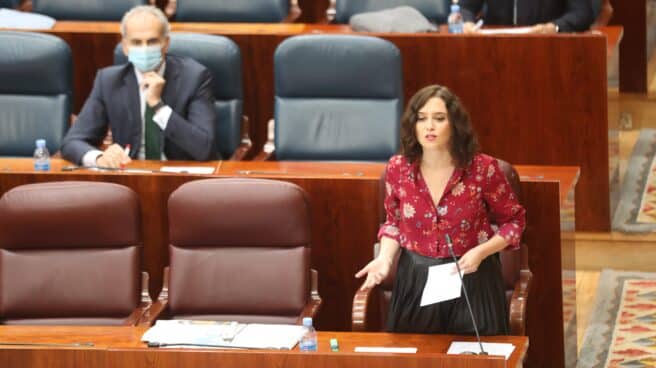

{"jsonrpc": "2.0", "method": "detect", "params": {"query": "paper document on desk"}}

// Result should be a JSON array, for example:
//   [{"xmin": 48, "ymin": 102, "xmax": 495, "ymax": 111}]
[
  {"xmin": 479, "ymin": 27, "xmax": 533, "ymax": 35},
  {"xmin": 142, "ymin": 320, "xmax": 304, "ymax": 350},
  {"xmin": 142, "ymin": 320, "xmax": 246, "ymax": 347},
  {"xmin": 447, "ymin": 342, "xmax": 515, "ymax": 359},
  {"xmin": 160, "ymin": 166, "xmax": 215, "ymax": 174},
  {"xmin": 231, "ymin": 324, "xmax": 306, "ymax": 350},
  {"xmin": 420, "ymin": 262, "xmax": 461, "ymax": 307},
  {"xmin": 355, "ymin": 346, "xmax": 417, "ymax": 353},
  {"xmin": 0, "ymin": 9, "xmax": 55, "ymax": 29}
]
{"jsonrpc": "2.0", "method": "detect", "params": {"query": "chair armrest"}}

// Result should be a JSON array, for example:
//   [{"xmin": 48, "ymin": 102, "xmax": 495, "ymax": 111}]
[
  {"xmin": 138, "ymin": 267, "xmax": 170, "ymax": 326},
  {"xmin": 283, "ymin": 0, "xmax": 302, "ymax": 23},
  {"xmin": 123, "ymin": 272, "xmax": 153, "ymax": 326},
  {"xmin": 509, "ymin": 269, "xmax": 532, "ymax": 336},
  {"xmin": 297, "ymin": 269, "xmax": 322, "ymax": 322},
  {"xmin": 351, "ymin": 280, "xmax": 378, "ymax": 332},
  {"xmin": 253, "ymin": 119, "xmax": 276, "ymax": 161},
  {"xmin": 228, "ymin": 116, "xmax": 254, "ymax": 161}
]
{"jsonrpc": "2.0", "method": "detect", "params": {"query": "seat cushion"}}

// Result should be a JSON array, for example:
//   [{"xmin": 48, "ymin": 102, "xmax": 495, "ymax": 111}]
[
  {"xmin": 275, "ymin": 98, "xmax": 400, "ymax": 161},
  {"xmin": 168, "ymin": 246, "xmax": 309, "ymax": 316},
  {"xmin": 32, "ymin": 0, "xmax": 145, "ymax": 21},
  {"xmin": 0, "ymin": 247, "xmax": 140, "ymax": 319},
  {"xmin": 334, "ymin": 0, "xmax": 450, "ymax": 24}
]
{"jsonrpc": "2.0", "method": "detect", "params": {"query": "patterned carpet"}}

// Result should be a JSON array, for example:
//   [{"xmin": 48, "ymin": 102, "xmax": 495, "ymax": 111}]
[
  {"xmin": 577, "ymin": 270, "xmax": 656, "ymax": 367},
  {"xmin": 613, "ymin": 129, "xmax": 656, "ymax": 232}
]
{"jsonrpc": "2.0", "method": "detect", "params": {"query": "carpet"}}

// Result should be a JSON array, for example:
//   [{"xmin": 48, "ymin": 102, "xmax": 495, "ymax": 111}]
[
  {"xmin": 612, "ymin": 129, "xmax": 656, "ymax": 232},
  {"xmin": 577, "ymin": 269, "xmax": 656, "ymax": 367}
]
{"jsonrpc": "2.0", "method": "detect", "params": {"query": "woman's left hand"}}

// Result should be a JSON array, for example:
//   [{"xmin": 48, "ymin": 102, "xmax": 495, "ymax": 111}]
[{"xmin": 457, "ymin": 247, "xmax": 486, "ymax": 275}]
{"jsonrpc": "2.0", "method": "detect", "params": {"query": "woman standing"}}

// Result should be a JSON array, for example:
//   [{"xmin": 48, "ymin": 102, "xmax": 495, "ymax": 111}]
[{"xmin": 356, "ymin": 85, "xmax": 526, "ymax": 335}]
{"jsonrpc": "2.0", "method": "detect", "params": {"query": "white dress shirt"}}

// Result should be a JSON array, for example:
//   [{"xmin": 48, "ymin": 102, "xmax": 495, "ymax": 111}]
[{"xmin": 82, "ymin": 63, "xmax": 173, "ymax": 166}]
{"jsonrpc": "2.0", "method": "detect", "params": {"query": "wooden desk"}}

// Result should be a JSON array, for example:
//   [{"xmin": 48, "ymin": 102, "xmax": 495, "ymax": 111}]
[
  {"xmin": 0, "ymin": 326, "xmax": 528, "ymax": 368},
  {"xmin": 11, "ymin": 22, "xmax": 613, "ymax": 231},
  {"xmin": 0, "ymin": 159, "xmax": 574, "ymax": 368}
]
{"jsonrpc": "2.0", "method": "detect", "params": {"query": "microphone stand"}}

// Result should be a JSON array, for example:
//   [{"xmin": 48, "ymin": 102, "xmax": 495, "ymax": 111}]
[{"xmin": 445, "ymin": 234, "xmax": 487, "ymax": 355}]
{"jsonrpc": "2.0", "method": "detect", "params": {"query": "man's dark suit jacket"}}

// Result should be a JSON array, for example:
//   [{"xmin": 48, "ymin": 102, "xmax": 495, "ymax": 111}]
[
  {"xmin": 460, "ymin": 0, "xmax": 593, "ymax": 32},
  {"xmin": 61, "ymin": 55, "xmax": 216, "ymax": 165}
]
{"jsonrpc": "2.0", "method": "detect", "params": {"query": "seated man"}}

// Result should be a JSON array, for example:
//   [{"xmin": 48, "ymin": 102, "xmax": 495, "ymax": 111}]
[
  {"xmin": 61, "ymin": 5, "xmax": 216, "ymax": 168},
  {"xmin": 460, "ymin": 0, "xmax": 593, "ymax": 34}
]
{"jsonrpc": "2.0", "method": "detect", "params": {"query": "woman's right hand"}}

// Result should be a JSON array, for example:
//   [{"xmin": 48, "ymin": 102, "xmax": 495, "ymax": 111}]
[{"xmin": 355, "ymin": 257, "xmax": 393, "ymax": 291}]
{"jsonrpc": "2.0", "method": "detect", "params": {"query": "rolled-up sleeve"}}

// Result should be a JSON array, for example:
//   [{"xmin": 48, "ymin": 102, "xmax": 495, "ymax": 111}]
[{"xmin": 482, "ymin": 159, "xmax": 526, "ymax": 249}]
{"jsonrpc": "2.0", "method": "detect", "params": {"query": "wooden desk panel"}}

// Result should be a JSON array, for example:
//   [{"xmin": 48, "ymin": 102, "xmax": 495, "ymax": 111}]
[
  {"xmin": 0, "ymin": 326, "xmax": 528, "ymax": 368},
  {"xmin": 0, "ymin": 159, "xmax": 575, "ymax": 368},
  {"xmin": 23, "ymin": 22, "xmax": 610, "ymax": 231}
]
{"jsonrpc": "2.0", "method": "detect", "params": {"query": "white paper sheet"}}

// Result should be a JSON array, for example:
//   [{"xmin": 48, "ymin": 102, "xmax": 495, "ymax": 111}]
[
  {"xmin": 447, "ymin": 342, "xmax": 515, "ymax": 359},
  {"xmin": 142, "ymin": 320, "xmax": 304, "ymax": 350},
  {"xmin": 230, "ymin": 324, "xmax": 305, "ymax": 350},
  {"xmin": 160, "ymin": 166, "xmax": 215, "ymax": 174},
  {"xmin": 479, "ymin": 27, "xmax": 534, "ymax": 35},
  {"xmin": 354, "ymin": 347, "xmax": 418, "ymax": 353},
  {"xmin": 420, "ymin": 262, "xmax": 461, "ymax": 307},
  {"xmin": 0, "ymin": 9, "xmax": 55, "ymax": 29}
]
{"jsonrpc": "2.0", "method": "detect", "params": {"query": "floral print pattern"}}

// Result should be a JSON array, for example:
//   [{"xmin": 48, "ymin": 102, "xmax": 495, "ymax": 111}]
[{"xmin": 378, "ymin": 154, "xmax": 526, "ymax": 258}]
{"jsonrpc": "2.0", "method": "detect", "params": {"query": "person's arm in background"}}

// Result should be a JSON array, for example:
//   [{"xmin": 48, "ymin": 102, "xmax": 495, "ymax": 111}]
[
  {"xmin": 355, "ymin": 159, "xmax": 402, "ymax": 290},
  {"xmin": 460, "ymin": 0, "xmax": 485, "ymax": 32},
  {"xmin": 457, "ymin": 158, "xmax": 526, "ymax": 274},
  {"xmin": 533, "ymin": 0, "xmax": 594, "ymax": 33},
  {"xmin": 158, "ymin": 68, "xmax": 216, "ymax": 161}
]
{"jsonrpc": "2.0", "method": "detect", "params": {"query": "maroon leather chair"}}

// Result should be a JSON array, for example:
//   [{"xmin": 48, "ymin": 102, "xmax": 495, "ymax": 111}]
[
  {"xmin": 0, "ymin": 181, "xmax": 151, "ymax": 325},
  {"xmin": 142, "ymin": 178, "xmax": 321, "ymax": 324},
  {"xmin": 352, "ymin": 159, "xmax": 531, "ymax": 335}
]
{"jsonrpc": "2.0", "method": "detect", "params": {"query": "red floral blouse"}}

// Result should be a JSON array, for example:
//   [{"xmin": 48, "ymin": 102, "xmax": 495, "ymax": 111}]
[{"xmin": 378, "ymin": 153, "xmax": 526, "ymax": 258}]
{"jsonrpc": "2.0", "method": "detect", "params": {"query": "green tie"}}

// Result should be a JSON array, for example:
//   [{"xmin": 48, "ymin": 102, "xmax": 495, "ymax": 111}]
[{"xmin": 145, "ymin": 104, "xmax": 161, "ymax": 160}]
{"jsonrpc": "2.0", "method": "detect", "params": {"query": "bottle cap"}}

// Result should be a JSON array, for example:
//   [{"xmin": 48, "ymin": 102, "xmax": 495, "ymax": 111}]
[
  {"xmin": 36, "ymin": 139, "xmax": 46, "ymax": 148},
  {"xmin": 302, "ymin": 317, "xmax": 313, "ymax": 327}
]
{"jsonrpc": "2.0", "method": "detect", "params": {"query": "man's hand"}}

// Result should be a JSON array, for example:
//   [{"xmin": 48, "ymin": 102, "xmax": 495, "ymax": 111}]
[
  {"xmin": 530, "ymin": 23, "xmax": 558, "ymax": 34},
  {"xmin": 463, "ymin": 21, "xmax": 479, "ymax": 34},
  {"xmin": 142, "ymin": 72, "xmax": 166, "ymax": 107},
  {"xmin": 96, "ymin": 143, "xmax": 131, "ymax": 168}
]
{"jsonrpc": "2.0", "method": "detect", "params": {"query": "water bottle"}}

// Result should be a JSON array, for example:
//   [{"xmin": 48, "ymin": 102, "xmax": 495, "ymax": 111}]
[
  {"xmin": 33, "ymin": 139, "xmax": 51, "ymax": 171},
  {"xmin": 299, "ymin": 317, "xmax": 318, "ymax": 352},
  {"xmin": 448, "ymin": 4, "xmax": 464, "ymax": 34}
]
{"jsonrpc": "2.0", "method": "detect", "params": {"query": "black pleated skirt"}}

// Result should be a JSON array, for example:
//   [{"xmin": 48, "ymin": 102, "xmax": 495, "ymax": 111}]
[{"xmin": 386, "ymin": 248, "xmax": 509, "ymax": 335}]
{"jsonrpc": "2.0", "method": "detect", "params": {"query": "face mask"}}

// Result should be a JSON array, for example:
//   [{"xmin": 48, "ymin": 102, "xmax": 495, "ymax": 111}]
[{"xmin": 128, "ymin": 45, "xmax": 162, "ymax": 72}]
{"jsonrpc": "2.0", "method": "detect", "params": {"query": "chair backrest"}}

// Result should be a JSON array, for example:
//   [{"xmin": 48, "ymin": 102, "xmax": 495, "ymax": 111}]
[
  {"xmin": 0, "ymin": 31, "xmax": 71, "ymax": 156},
  {"xmin": 114, "ymin": 33, "xmax": 243, "ymax": 159},
  {"xmin": 333, "ymin": 0, "xmax": 450, "ymax": 24},
  {"xmin": 0, "ymin": 0, "xmax": 18, "ymax": 8},
  {"xmin": 274, "ymin": 35, "xmax": 402, "ymax": 161},
  {"xmin": 0, "ymin": 181, "xmax": 142, "ymax": 325},
  {"xmin": 376, "ymin": 158, "xmax": 526, "ymax": 322},
  {"xmin": 175, "ymin": 0, "xmax": 290, "ymax": 22},
  {"xmin": 32, "ymin": 0, "xmax": 146, "ymax": 20},
  {"xmin": 167, "ymin": 178, "xmax": 312, "ymax": 323}
]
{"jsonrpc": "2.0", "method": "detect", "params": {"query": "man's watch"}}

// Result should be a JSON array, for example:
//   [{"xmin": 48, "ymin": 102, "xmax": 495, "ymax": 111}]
[{"xmin": 151, "ymin": 100, "xmax": 166, "ymax": 113}]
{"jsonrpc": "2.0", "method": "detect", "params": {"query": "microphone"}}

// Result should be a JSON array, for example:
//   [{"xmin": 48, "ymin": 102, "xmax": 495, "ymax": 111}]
[{"xmin": 445, "ymin": 234, "xmax": 487, "ymax": 355}]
